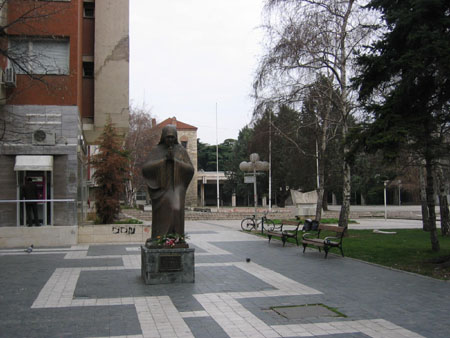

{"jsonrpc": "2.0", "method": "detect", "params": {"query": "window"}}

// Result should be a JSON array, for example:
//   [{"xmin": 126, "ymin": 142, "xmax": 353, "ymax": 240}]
[
  {"xmin": 83, "ymin": 61, "xmax": 94, "ymax": 77},
  {"xmin": 136, "ymin": 190, "xmax": 147, "ymax": 201},
  {"xmin": 84, "ymin": 2, "xmax": 95, "ymax": 18},
  {"xmin": 9, "ymin": 38, "xmax": 70, "ymax": 75},
  {"xmin": 181, "ymin": 141, "xmax": 188, "ymax": 148}
]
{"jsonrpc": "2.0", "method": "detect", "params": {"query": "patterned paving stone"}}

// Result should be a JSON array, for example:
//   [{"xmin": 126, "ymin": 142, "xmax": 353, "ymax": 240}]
[{"xmin": 0, "ymin": 220, "xmax": 449, "ymax": 337}]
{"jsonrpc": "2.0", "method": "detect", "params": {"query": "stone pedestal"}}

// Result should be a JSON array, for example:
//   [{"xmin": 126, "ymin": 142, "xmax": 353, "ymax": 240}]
[{"xmin": 141, "ymin": 246, "xmax": 195, "ymax": 284}]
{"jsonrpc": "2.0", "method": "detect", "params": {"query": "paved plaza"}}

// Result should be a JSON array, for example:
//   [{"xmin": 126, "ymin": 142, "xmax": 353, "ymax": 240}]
[{"xmin": 0, "ymin": 219, "xmax": 449, "ymax": 337}]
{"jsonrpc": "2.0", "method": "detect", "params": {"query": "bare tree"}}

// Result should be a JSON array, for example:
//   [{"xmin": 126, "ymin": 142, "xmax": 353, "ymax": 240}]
[
  {"xmin": 124, "ymin": 106, "xmax": 159, "ymax": 207},
  {"xmin": 254, "ymin": 0, "xmax": 376, "ymax": 226},
  {"xmin": 302, "ymin": 75, "xmax": 341, "ymax": 221}
]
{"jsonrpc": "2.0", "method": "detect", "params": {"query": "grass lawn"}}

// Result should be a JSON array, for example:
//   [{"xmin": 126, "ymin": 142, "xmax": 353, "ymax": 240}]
[
  {"xmin": 343, "ymin": 229, "xmax": 450, "ymax": 280},
  {"xmin": 254, "ymin": 226, "xmax": 450, "ymax": 280},
  {"xmin": 270, "ymin": 218, "xmax": 357, "ymax": 224}
]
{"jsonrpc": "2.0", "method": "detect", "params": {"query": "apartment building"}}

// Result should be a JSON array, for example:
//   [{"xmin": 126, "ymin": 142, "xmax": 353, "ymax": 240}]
[{"xmin": 0, "ymin": 0, "xmax": 129, "ymax": 247}]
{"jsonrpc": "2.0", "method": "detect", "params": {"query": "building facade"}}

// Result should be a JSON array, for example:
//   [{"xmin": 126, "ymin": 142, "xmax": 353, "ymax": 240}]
[{"xmin": 0, "ymin": 0, "xmax": 129, "ymax": 247}]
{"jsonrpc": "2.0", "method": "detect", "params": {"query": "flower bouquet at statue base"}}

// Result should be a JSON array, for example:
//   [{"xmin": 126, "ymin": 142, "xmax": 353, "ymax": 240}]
[{"xmin": 145, "ymin": 233, "xmax": 189, "ymax": 249}]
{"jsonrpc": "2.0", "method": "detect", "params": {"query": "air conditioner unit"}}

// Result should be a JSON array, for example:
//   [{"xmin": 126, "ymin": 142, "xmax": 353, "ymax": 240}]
[
  {"xmin": 32, "ymin": 130, "xmax": 56, "ymax": 146},
  {"xmin": 3, "ymin": 67, "xmax": 16, "ymax": 87}
]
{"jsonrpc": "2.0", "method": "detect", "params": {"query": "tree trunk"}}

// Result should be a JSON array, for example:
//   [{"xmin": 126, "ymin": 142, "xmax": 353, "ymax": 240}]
[
  {"xmin": 337, "ymin": 120, "xmax": 351, "ymax": 228},
  {"xmin": 419, "ymin": 165, "xmax": 430, "ymax": 231},
  {"xmin": 322, "ymin": 190, "xmax": 329, "ymax": 211},
  {"xmin": 315, "ymin": 118, "xmax": 328, "ymax": 222},
  {"xmin": 339, "ymin": 159, "xmax": 351, "ymax": 227},
  {"xmin": 277, "ymin": 187, "xmax": 289, "ymax": 207},
  {"xmin": 315, "ymin": 151, "xmax": 325, "ymax": 222},
  {"xmin": 438, "ymin": 192, "xmax": 450, "ymax": 236},
  {"xmin": 316, "ymin": 187, "xmax": 324, "ymax": 222},
  {"xmin": 437, "ymin": 167, "xmax": 450, "ymax": 236},
  {"xmin": 337, "ymin": 2, "xmax": 353, "ymax": 228},
  {"xmin": 425, "ymin": 158, "xmax": 440, "ymax": 251}
]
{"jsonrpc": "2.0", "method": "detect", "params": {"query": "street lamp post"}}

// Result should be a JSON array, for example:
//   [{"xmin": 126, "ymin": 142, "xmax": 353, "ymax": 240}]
[{"xmin": 240, "ymin": 153, "xmax": 269, "ymax": 216}]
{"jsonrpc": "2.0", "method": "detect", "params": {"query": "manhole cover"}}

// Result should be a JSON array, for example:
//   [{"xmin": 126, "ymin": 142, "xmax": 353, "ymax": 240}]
[{"xmin": 272, "ymin": 304, "xmax": 344, "ymax": 319}]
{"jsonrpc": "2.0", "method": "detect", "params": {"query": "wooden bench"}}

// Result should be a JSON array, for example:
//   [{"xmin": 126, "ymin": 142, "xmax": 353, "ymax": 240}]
[
  {"xmin": 302, "ymin": 224, "xmax": 347, "ymax": 258},
  {"xmin": 266, "ymin": 220, "xmax": 301, "ymax": 246}
]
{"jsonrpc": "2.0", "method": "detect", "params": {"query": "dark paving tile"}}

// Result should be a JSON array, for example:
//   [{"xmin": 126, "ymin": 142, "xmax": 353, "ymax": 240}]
[
  {"xmin": 75, "ymin": 265, "xmax": 275, "ymax": 300},
  {"xmin": 184, "ymin": 317, "xmax": 228, "ymax": 338},
  {"xmin": 87, "ymin": 244, "xmax": 133, "ymax": 256},
  {"xmin": 0, "ymin": 306, "xmax": 141, "ymax": 338}
]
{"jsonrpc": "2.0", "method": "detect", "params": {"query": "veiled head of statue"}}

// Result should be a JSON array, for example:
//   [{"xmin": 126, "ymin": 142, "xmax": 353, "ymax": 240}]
[{"xmin": 159, "ymin": 124, "xmax": 179, "ymax": 146}]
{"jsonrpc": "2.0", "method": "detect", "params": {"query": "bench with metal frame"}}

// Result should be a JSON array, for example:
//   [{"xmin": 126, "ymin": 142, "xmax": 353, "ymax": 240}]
[
  {"xmin": 302, "ymin": 224, "xmax": 347, "ymax": 258},
  {"xmin": 266, "ymin": 220, "xmax": 301, "ymax": 246}
]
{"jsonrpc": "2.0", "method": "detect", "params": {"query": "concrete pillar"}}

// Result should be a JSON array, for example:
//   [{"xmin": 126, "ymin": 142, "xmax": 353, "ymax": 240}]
[
  {"xmin": 332, "ymin": 193, "xmax": 337, "ymax": 205},
  {"xmin": 232, "ymin": 193, "xmax": 236, "ymax": 207},
  {"xmin": 262, "ymin": 196, "xmax": 267, "ymax": 207},
  {"xmin": 361, "ymin": 193, "xmax": 366, "ymax": 206},
  {"xmin": 201, "ymin": 183, "xmax": 205, "ymax": 207}
]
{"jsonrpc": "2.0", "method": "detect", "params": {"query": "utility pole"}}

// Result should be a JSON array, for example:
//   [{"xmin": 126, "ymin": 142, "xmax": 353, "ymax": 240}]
[
  {"xmin": 269, "ymin": 112, "xmax": 272, "ymax": 211},
  {"xmin": 384, "ymin": 180, "xmax": 389, "ymax": 221},
  {"xmin": 216, "ymin": 103, "xmax": 220, "ymax": 210}
]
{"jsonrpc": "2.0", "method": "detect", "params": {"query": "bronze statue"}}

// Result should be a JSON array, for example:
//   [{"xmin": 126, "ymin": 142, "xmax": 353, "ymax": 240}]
[{"xmin": 142, "ymin": 125, "xmax": 194, "ymax": 247}]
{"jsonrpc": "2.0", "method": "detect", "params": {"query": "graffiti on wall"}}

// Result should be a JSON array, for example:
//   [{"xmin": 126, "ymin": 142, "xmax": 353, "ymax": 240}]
[{"xmin": 112, "ymin": 226, "xmax": 136, "ymax": 235}]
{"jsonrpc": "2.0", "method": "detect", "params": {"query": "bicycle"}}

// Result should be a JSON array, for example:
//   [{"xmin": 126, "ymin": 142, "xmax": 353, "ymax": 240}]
[{"xmin": 240, "ymin": 211, "xmax": 276, "ymax": 233}]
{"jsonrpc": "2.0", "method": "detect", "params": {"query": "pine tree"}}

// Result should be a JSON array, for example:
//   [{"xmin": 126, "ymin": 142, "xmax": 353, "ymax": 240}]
[
  {"xmin": 91, "ymin": 118, "xmax": 129, "ymax": 224},
  {"xmin": 354, "ymin": 0, "xmax": 450, "ymax": 251}
]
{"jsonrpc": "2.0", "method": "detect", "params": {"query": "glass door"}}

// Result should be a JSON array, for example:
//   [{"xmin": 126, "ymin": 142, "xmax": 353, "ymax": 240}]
[{"xmin": 17, "ymin": 171, "xmax": 52, "ymax": 226}]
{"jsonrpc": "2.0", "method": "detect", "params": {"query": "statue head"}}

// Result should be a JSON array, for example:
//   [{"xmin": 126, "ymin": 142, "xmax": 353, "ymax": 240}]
[{"xmin": 159, "ymin": 125, "xmax": 179, "ymax": 147}]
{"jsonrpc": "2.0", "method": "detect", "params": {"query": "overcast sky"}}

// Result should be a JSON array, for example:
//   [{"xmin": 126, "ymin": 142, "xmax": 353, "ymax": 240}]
[{"xmin": 130, "ymin": 0, "xmax": 265, "ymax": 145}]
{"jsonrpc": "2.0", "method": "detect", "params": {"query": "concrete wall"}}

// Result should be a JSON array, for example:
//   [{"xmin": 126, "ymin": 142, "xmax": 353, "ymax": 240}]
[
  {"xmin": 178, "ymin": 130, "xmax": 198, "ymax": 207},
  {"xmin": 0, "ymin": 2, "xmax": 6, "ymax": 104},
  {"xmin": 84, "ymin": 0, "xmax": 129, "ymax": 144},
  {"xmin": 0, "ymin": 156, "xmax": 17, "ymax": 227},
  {"xmin": 78, "ymin": 224, "xmax": 151, "ymax": 244},
  {"xmin": 0, "ymin": 226, "xmax": 78, "ymax": 248}
]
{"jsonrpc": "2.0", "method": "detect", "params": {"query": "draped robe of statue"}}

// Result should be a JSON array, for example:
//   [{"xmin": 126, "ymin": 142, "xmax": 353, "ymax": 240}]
[{"xmin": 142, "ymin": 125, "xmax": 194, "ymax": 243}]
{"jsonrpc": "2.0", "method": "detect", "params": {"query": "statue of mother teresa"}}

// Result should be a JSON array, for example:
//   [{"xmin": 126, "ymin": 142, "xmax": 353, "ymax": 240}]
[{"xmin": 142, "ymin": 125, "xmax": 194, "ymax": 246}]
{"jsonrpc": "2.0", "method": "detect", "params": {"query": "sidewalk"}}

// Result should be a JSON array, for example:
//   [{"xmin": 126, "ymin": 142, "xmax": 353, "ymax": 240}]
[
  {"xmin": 351, "ymin": 218, "xmax": 425, "ymax": 229},
  {"xmin": 0, "ymin": 219, "xmax": 449, "ymax": 337}
]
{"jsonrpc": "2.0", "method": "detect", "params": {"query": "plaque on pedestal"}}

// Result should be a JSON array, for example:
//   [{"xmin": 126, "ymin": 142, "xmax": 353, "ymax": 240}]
[{"xmin": 141, "ymin": 246, "xmax": 195, "ymax": 285}]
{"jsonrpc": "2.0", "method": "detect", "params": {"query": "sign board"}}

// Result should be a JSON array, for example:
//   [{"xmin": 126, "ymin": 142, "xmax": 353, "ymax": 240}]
[{"xmin": 244, "ymin": 175, "xmax": 255, "ymax": 184}]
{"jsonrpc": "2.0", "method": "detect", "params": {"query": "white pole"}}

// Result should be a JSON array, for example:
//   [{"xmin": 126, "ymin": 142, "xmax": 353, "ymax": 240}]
[
  {"xmin": 269, "ymin": 112, "xmax": 272, "ymax": 211},
  {"xmin": 384, "ymin": 180, "xmax": 388, "ymax": 221},
  {"xmin": 316, "ymin": 140, "xmax": 320, "ymax": 189},
  {"xmin": 253, "ymin": 165, "xmax": 257, "ymax": 215},
  {"xmin": 216, "ymin": 103, "xmax": 220, "ymax": 210}
]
